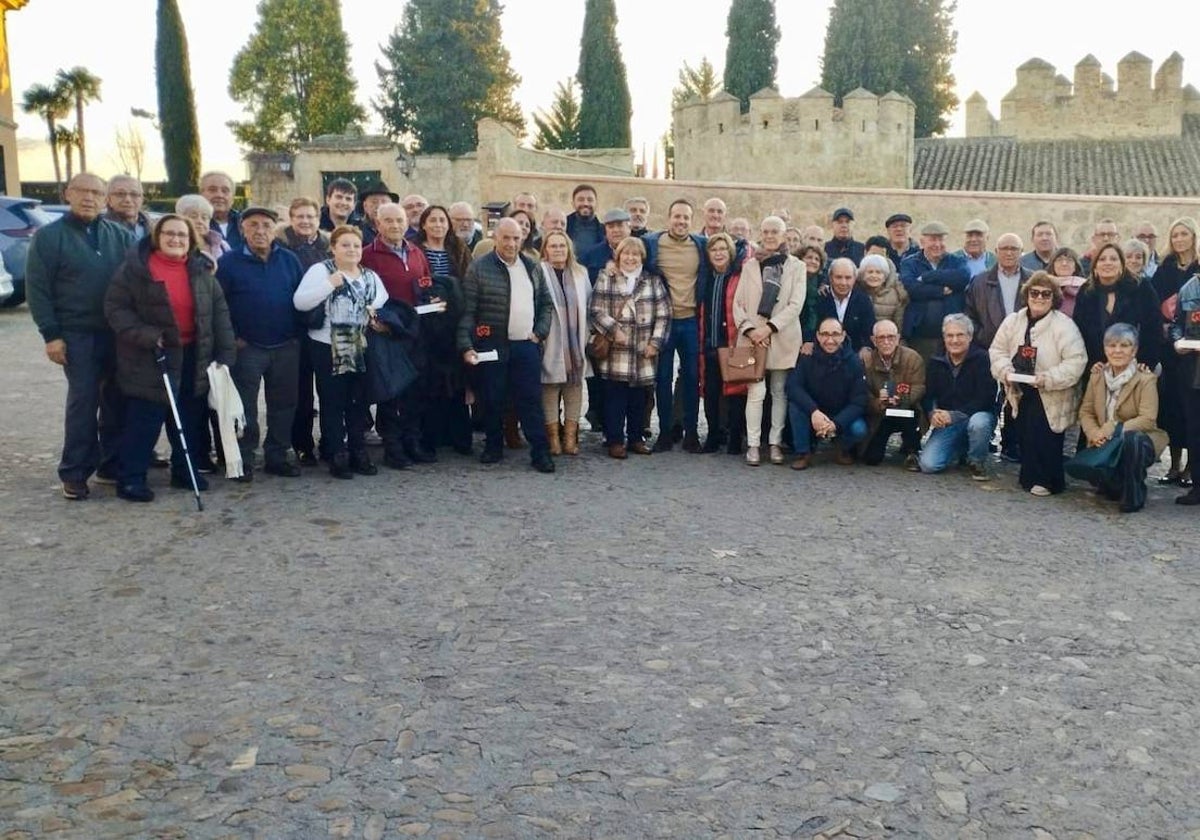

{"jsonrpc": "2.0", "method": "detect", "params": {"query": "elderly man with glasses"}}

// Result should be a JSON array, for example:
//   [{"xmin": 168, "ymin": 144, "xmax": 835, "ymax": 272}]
[{"xmin": 858, "ymin": 319, "xmax": 925, "ymax": 470}]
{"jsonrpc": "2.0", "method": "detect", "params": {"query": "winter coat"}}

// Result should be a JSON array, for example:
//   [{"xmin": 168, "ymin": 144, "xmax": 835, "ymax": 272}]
[
  {"xmin": 589, "ymin": 268, "xmax": 670, "ymax": 386},
  {"xmin": 963, "ymin": 265, "xmax": 1033, "ymax": 349},
  {"xmin": 26, "ymin": 214, "xmax": 134, "ymax": 342},
  {"xmin": 814, "ymin": 288, "xmax": 876, "ymax": 352},
  {"xmin": 1078, "ymin": 368, "xmax": 1167, "ymax": 455},
  {"xmin": 1170, "ymin": 275, "xmax": 1200, "ymax": 389},
  {"xmin": 825, "ymin": 237, "xmax": 865, "ymax": 266},
  {"xmin": 1057, "ymin": 276, "xmax": 1086, "ymax": 318},
  {"xmin": 540, "ymin": 260, "xmax": 593, "ymax": 384},
  {"xmin": 732, "ymin": 251, "xmax": 806, "ymax": 370},
  {"xmin": 899, "ymin": 250, "xmax": 971, "ymax": 339},
  {"xmin": 456, "ymin": 251, "xmax": 553, "ymax": 357},
  {"xmin": 859, "ymin": 345, "xmax": 926, "ymax": 438},
  {"xmin": 278, "ymin": 227, "xmax": 332, "ymax": 270},
  {"xmin": 989, "ymin": 308, "xmax": 1088, "ymax": 433},
  {"xmin": 1071, "ymin": 275, "xmax": 1161, "ymax": 370},
  {"xmin": 860, "ymin": 275, "xmax": 908, "ymax": 332},
  {"xmin": 698, "ymin": 241, "xmax": 750, "ymax": 398},
  {"xmin": 104, "ymin": 239, "xmax": 236, "ymax": 404},
  {"xmin": 785, "ymin": 341, "xmax": 868, "ymax": 432},
  {"xmin": 211, "ymin": 209, "xmax": 243, "ymax": 253},
  {"xmin": 365, "ymin": 300, "xmax": 422, "ymax": 404},
  {"xmin": 925, "ymin": 343, "xmax": 995, "ymax": 417}
]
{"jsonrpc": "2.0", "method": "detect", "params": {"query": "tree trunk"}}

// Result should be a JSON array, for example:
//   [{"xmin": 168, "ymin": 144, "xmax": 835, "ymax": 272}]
[
  {"xmin": 46, "ymin": 116, "xmax": 63, "ymax": 199},
  {"xmin": 75, "ymin": 98, "xmax": 87, "ymax": 172}
]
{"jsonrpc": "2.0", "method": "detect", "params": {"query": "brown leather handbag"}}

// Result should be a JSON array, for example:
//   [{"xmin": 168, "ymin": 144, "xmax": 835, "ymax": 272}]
[
  {"xmin": 587, "ymin": 331, "xmax": 612, "ymax": 361},
  {"xmin": 717, "ymin": 344, "xmax": 767, "ymax": 383}
]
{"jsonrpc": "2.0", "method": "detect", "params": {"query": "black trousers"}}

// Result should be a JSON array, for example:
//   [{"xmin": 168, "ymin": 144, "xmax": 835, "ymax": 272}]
[
  {"xmin": 1095, "ymin": 430, "xmax": 1157, "ymax": 512},
  {"xmin": 1016, "ymin": 389, "xmax": 1064, "ymax": 493},
  {"xmin": 861, "ymin": 415, "xmax": 921, "ymax": 465},
  {"xmin": 310, "ymin": 338, "xmax": 367, "ymax": 457},
  {"xmin": 59, "ymin": 330, "xmax": 123, "ymax": 482},
  {"xmin": 472, "ymin": 341, "xmax": 549, "ymax": 458},
  {"xmin": 292, "ymin": 336, "xmax": 318, "ymax": 456}
]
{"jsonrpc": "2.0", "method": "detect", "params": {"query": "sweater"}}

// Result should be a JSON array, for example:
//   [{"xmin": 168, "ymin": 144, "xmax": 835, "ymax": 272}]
[
  {"xmin": 361, "ymin": 236, "xmax": 431, "ymax": 306},
  {"xmin": 656, "ymin": 233, "xmax": 701, "ymax": 318},
  {"xmin": 26, "ymin": 213, "xmax": 134, "ymax": 341},
  {"xmin": 149, "ymin": 251, "xmax": 195, "ymax": 345},
  {"xmin": 215, "ymin": 243, "xmax": 304, "ymax": 348},
  {"xmin": 925, "ymin": 343, "xmax": 995, "ymax": 417}
]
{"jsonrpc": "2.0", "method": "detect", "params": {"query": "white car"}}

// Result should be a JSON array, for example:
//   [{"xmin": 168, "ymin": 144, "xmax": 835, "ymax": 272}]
[{"xmin": 0, "ymin": 252, "xmax": 13, "ymax": 306}]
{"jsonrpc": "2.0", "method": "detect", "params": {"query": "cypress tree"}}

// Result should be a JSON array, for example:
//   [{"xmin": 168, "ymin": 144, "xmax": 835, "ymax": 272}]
[
  {"xmin": 155, "ymin": 0, "xmax": 201, "ymax": 193},
  {"xmin": 723, "ymin": 0, "xmax": 780, "ymax": 113},
  {"xmin": 576, "ymin": 0, "xmax": 632, "ymax": 148},
  {"xmin": 820, "ymin": 0, "xmax": 959, "ymax": 137}
]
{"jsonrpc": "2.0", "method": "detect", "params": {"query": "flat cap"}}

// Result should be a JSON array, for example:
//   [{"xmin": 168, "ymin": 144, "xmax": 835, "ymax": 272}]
[
  {"xmin": 602, "ymin": 208, "xmax": 631, "ymax": 224},
  {"xmin": 884, "ymin": 213, "xmax": 912, "ymax": 228},
  {"xmin": 240, "ymin": 206, "xmax": 279, "ymax": 223},
  {"xmin": 920, "ymin": 220, "xmax": 950, "ymax": 236},
  {"xmin": 963, "ymin": 218, "xmax": 990, "ymax": 233}
]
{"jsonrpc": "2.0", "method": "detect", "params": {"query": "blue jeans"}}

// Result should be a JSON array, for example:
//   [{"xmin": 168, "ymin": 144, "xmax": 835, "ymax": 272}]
[
  {"xmin": 655, "ymin": 316, "xmax": 699, "ymax": 435},
  {"xmin": 919, "ymin": 411, "xmax": 997, "ymax": 473},
  {"xmin": 788, "ymin": 405, "xmax": 867, "ymax": 455}
]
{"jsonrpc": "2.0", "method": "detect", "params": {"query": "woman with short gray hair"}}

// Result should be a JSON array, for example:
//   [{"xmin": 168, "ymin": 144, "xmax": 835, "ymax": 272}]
[
  {"xmin": 1077, "ymin": 322, "xmax": 1166, "ymax": 512},
  {"xmin": 176, "ymin": 194, "xmax": 229, "ymax": 269}
]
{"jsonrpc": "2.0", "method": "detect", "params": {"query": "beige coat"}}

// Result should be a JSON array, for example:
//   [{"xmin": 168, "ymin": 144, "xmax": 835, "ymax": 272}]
[
  {"xmin": 1078, "ymin": 369, "xmax": 1168, "ymax": 455},
  {"xmin": 989, "ymin": 308, "xmax": 1087, "ymax": 433},
  {"xmin": 733, "ymin": 253, "xmax": 806, "ymax": 370},
  {"xmin": 861, "ymin": 276, "xmax": 908, "ymax": 331},
  {"xmin": 539, "ymin": 260, "xmax": 593, "ymax": 383}
]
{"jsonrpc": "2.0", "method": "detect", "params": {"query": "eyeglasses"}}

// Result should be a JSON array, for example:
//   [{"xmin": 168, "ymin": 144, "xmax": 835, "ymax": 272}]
[
  {"xmin": 159, "ymin": 231, "xmax": 190, "ymax": 240},
  {"xmin": 874, "ymin": 334, "xmax": 899, "ymax": 341},
  {"xmin": 997, "ymin": 246, "xmax": 1021, "ymax": 252},
  {"xmin": 1136, "ymin": 234, "xmax": 1157, "ymax": 241},
  {"xmin": 1027, "ymin": 288, "xmax": 1054, "ymax": 299},
  {"xmin": 110, "ymin": 191, "xmax": 143, "ymax": 199},
  {"xmin": 816, "ymin": 331, "xmax": 844, "ymax": 338}
]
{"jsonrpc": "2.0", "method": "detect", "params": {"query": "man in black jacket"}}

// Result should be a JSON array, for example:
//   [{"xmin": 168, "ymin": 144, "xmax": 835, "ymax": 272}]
[
  {"xmin": 785, "ymin": 317, "xmax": 869, "ymax": 470},
  {"xmin": 26, "ymin": 173, "xmax": 135, "ymax": 499},
  {"xmin": 815, "ymin": 257, "xmax": 876, "ymax": 351},
  {"xmin": 458, "ymin": 218, "xmax": 556, "ymax": 473},
  {"xmin": 918, "ymin": 313, "xmax": 998, "ymax": 480}
]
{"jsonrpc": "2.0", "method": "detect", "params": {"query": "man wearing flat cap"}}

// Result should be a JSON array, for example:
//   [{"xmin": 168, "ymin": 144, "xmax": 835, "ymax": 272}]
[
  {"xmin": 216, "ymin": 206, "xmax": 306, "ymax": 480},
  {"xmin": 580, "ymin": 208, "xmax": 631, "ymax": 284},
  {"xmin": 952, "ymin": 219, "xmax": 996, "ymax": 280},
  {"xmin": 884, "ymin": 213, "xmax": 919, "ymax": 270},
  {"xmin": 825, "ymin": 207, "xmax": 865, "ymax": 266},
  {"xmin": 357, "ymin": 181, "xmax": 399, "ymax": 246},
  {"xmin": 898, "ymin": 221, "xmax": 971, "ymax": 361}
]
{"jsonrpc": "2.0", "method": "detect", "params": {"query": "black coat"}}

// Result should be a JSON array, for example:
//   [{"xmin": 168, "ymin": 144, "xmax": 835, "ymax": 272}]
[
  {"xmin": 1072, "ymin": 275, "xmax": 1161, "ymax": 369},
  {"xmin": 104, "ymin": 239, "xmax": 236, "ymax": 404},
  {"xmin": 786, "ymin": 341, "xmax": 868, "ymax": 431},
  {"xmin": 925, "ymin": 343, "xmax": 995, "ymax": 416},
  {"xmin": 366, "ymin": 300, "xmax": 422, "ymax": 404},
  {"xmin": 814, "ymin": 289, "xmax": 876, "ymax": 351}
]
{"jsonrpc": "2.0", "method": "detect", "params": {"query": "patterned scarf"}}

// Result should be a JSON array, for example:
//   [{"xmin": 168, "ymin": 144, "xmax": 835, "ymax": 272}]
[
  {"xmin": 1102, "ymin": 364, "xmax": 1136, "ymax": 422},
  {"xmin": 551, "ymin": 266, "xmax": 584, "ymax": 384},
  {"xmin": 327, "ymin": 263, "xmax": 377, "ymax": 375},
  {"xmin": 757, "ymin": 247, "xmax": 789, "ymax": 319}
]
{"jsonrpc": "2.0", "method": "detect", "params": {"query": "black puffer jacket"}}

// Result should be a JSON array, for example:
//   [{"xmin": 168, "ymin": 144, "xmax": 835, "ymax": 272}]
[
  {"xmin": 104, "ymin": 239, "xmax": 236, "ymax": 403},
  {"xmin": 456, "ymin": 251, "xmax": 552, "ymax": 356}
]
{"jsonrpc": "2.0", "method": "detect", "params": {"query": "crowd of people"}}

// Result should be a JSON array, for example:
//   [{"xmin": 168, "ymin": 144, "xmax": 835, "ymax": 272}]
[{"xmin": 23, "ymin": 171, "xmax": 1200, "ymax": 514}]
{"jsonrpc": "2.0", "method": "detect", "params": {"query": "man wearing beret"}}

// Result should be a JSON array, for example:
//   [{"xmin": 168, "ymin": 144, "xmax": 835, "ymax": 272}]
[
  {"xmin": 884, "ymin": 212, "xmax": 919, "ymax": 270},
  {"xmin": 825, "ymin": 207, "xmax": 865, "ymax": 266},
  {"xmin": 216, "ymin": 207, "xmax": 306, "ymax": 480}
]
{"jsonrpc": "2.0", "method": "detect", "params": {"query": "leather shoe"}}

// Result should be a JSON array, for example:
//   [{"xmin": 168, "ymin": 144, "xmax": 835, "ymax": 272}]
[
  {"xmin": 349, "ymin": 452, "xmax": 377, "ymax": 476},
  {"xmin": 790, "ymin": 454, "xmax": 810, "ymax": 470},
  {"xmin": 682, "ymin": 431, "xmax": 703, "ymax": 453},
  {"xmin": 652, "ymin": 436, "xmax": 674, "ymax": 453},
  {"xmin": 264, "ymin": 461, "xmax": 301, "ymax": 477},
  {"xmin": 745, "ymin": 446, "xmax": 761, "ymax": 466},
  {"xmin": 768, "ymin": 444, "xmax": 785, "ymax": 465},
  {"xmin": 629, "ymin": 441, "xmax": 652, "ymax": 455},
  {"xmin": 117, "ymin": 483, "xmax": 155, "ymax": 503},
  {"xmin": 296, "ymin": 450, "xmax": 319, "ymax": 467},
  {"xmin": 479, "ymin": 448, "xmax": 503, "ymax": 464},
  {"xmin": 61, "ymin": 480, "xmax": 89, "ymax": 500},
  {"xmin": 383, "ymin": 453, "xmax": 412, "ymax": 470},
  {"xmin": 532, "ymin": 454, "xmax": 556, "ymax": 473},
  {"xmin": 608, "ymin": 443, "xmax": 628, "ymax": 459},
  {"xmin": 1175, "ymin": 490, "xmax": 1200, "ymax": 506},
  {"xmin": 329, "ymin": 453, "xmax": 354, "ymax": 479},
  {"xmin": 834, "ymin": 445, "xmax": 856, "ymax": 466}
]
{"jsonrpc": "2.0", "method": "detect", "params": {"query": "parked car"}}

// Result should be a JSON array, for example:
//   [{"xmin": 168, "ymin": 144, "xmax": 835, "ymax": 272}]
[
  {"xmin": 0, "ymin": 252, "xmax": 12, "ymax": 306},
  {"xmin": 0, "ymin": 197, "xmax": 57, "ymax": 308}
]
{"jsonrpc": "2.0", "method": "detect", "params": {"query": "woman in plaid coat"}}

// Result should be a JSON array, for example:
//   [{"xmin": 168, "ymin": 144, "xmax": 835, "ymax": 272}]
[{"xmin": 589, "ymin": 237, "xmax": 671, "ymax": 458}]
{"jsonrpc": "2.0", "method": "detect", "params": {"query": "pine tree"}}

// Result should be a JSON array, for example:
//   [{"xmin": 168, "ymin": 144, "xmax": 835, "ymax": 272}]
[
  {"xmin": 672, "ymin": 57, "xmax": 722, "ymax": 111},
  {"xmin": 532, "ymin": 79, "xmax": 581, "ymax": 150},
  {"xmin": 576, "ymin": 0, "xmax": 631, "ymax": 148},
  {"xmin": 228, "ymin": 0, "xmax": 366, "ymax": 151},
  {"xmin": 156, "ymin": 0, "xmax": 201, "ymax": 193},
  {"xmin": 820, "ymin": 0, "xmax": 958, "ymax": 137},
  {"xmin": 375, "ymin": 0, "xmax": 523, "ymax": 155},
  {"xmin": 723, "ymin": 0, "xmax": 779, "ymax": 113}
]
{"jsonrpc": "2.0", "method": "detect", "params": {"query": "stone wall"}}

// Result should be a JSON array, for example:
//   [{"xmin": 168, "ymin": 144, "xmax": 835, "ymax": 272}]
[
  {"xmin": 247, "ymin": 121, "xmax": 634, "ymax": 210},
  {"xmin": 673, "ymin": 87, "xmax": 915, "ymax": 189},
  {"xmin": 967, "ymin": 52, "xmax": 1200, "ymax": 142},
  {"xmin": 479, "ymin": 169, "xmax": 1200, "ymax": 255}
]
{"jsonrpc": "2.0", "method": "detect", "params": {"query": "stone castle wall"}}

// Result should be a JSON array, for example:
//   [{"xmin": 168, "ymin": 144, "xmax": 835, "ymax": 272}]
[
  {"xmin": 966, "ymin": 52, "xmax": 1200, "ymax": 142},
  {"xmin": 673, "ymin": 87, "xmax": 915, "ymax": 189}
]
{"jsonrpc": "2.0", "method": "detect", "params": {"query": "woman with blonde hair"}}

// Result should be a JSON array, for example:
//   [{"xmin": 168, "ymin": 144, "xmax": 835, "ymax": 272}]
[
  {"xmin": 539, "ymin": 230, "xmax": 592, "ymax": 455},
  {"xmin": 1150, "ymin": 216, "xmax": 1199, "ymax": 486}
]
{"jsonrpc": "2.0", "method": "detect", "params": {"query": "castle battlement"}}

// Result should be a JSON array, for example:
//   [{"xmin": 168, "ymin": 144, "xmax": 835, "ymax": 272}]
[
  {"xmin": 673, "ymin": 86, "xmax": 916, "ymax": 189},
  {"xmin": 966, "ymin": 52, "xmax": 1200, "ymax": 141}
]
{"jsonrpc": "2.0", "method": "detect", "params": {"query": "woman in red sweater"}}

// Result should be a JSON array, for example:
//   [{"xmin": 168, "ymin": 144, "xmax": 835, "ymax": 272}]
[{"xmin": 105, "ymin": 215, "xmax": 236, "ymax": 501}]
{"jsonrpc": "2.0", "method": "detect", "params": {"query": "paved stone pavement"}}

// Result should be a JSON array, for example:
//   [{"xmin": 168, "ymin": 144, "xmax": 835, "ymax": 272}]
[{"xmin": 1, "ymin": 307, "xmax": 1198, "ymax": 840}]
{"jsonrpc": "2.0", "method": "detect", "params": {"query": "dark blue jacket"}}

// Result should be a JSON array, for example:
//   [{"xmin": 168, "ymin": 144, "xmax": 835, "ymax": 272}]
[
  {"xmin": 925, "ymin": 343, "xmax": 995, "ymax": 417},
  {"xmin": 566, "ymin": 212, "xmax": 604, "ymax": 257},
  {"xmin": 899, "ymin": 250, "xmax": 970, "ymax": 339},
  {"xmin": 786, "ymin": 341, "xmax": 868, "ymax": 432},
  {"xmin": 580, "ymin": 239, "xmax": 616, "ymax": 284},
  {"xmin": 887, "ymin": 240, "xmax": 920, "ymax": 271},
  {"xmin": 814, "ymin": 288, "xmax": 876, "ymax": 351},
  {"xmin": 211, "ymin": 209, "xmax": 243, "ymax": 253},
  {"xmin": 215, "ymin": 243, "xmax": 303, "ymax": 348},
  {"xmin": 825, "ymin": 237, "xmax": 865, "ymax": 266}
]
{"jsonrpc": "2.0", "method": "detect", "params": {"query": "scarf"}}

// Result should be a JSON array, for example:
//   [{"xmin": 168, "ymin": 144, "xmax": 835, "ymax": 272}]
[
  {"xmin": 327, "ymin": 262, "xmax": 376, "ymax": 375},
  {"xmin": 551, "ymin": 266, "xmax": 585, "ymax": 384},
  {"xmin": 1102, "ymin": 364, "xmax": 1136, "ymax": 422},
  {"xmin": 706, "ymin": 269, "xmax": 731, "ymax": 349},
  {"xmin": 757, "ymin": 248, "xmax": 789, "ymax": 319}
]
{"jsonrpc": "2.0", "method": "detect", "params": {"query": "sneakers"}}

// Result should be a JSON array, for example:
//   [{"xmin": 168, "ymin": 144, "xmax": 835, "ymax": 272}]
[
  {"xmin": 768, "ymin": 444, "xmax": 785, "ymax": 465},
  {"xmin": 61, "ymin": 480, "xmax": 89, "ymax": 500},
  {"xmin": 745, "ymin": 446, "xmax": 761, "ymax": 466},
  {"xmin": 968, "ymin": 461, "xmax": 994, "ymax": 481},
  {"xmin": 116, "ymin": 484, "xmax": 155, "ymax": 503},
  {"xmin": 1030, "ymin": 484, "xmax": 1051, "ymax": 497}
]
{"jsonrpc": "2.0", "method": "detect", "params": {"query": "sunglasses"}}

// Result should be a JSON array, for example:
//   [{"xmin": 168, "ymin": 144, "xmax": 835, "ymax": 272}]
[{"xmin": 1027, "ymin": 288, "xmax": 1054, "ymax": 299}]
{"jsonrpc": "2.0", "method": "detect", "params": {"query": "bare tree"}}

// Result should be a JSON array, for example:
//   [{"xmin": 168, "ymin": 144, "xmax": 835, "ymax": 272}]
[{"xmin": 114, "ymin": 122, "xmax": 147, "ymax": 180}]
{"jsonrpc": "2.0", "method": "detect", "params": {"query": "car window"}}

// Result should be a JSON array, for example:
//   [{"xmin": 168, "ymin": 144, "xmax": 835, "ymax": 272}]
[{"xmin": 17, "ymin": 205, "xmax": 56, "ymax": 227}]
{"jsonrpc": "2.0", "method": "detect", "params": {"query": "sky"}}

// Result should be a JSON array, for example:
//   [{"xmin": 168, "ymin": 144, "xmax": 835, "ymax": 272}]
[{"xmin": 8, "ymin": 0, "xmax": 1196, "ymax": 183}]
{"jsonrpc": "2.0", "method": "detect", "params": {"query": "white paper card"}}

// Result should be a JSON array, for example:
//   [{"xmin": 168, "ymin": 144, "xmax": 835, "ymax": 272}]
[
  {"xmin": 885, "ymin": 408, "xmax": 915, "ymax": 418},
  {"xmin": 1175, "ymin": 339, "xmax": 1200, "ymax": 351},
  {"xmin": 1008, "ymin": 373, "xmax": 1037, "ymax": 384},
  {"xmin": 472, "ymin": 350, "xmax": 499, "ymax": 363},
  {"xmin": 416, "ymin": 302, "xmax": 447, "ymax": 314}
]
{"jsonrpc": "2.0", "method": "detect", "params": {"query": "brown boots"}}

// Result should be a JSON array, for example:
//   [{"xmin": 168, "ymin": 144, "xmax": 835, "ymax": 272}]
[
  {"xmin": 503, "ymin": 410, "xmax": 525, "ymax": 449},
  {"xmin": 546, "ymin": 423, "xmax": 563, "ymax": 456},
  {"xmin": 562, "ymin": 421, "xmax": 579, "ymax": 455}
]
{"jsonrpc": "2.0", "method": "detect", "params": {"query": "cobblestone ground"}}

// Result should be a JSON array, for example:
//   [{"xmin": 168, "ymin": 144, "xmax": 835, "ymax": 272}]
[{"xmin": 1, "ymin": 307, "xmax": 1198, "ymax": 840}]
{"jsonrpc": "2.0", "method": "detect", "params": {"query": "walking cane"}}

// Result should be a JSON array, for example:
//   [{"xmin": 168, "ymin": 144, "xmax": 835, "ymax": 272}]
[{"xmin": 156, "ymin": 350, "xmax": 203, "ymax": 511}]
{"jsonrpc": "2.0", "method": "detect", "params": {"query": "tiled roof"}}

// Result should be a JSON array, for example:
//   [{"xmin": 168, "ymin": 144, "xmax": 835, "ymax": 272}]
[{"xmin": 914, "ymin": 136, "xmax": 1200, "ymax": 196}]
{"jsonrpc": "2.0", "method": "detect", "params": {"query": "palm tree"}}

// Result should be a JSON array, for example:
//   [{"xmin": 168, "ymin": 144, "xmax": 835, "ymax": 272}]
[
  {"xmin": 21, "ymin": 83, "xmax": 71, "ymax": 196},
  {"xmin": 55, "ymin": 67, "xmax": 102, "ymax": 172},
  {"xmin": 55, "ymin": 126, "xmax": 80, "ymax": 181}
]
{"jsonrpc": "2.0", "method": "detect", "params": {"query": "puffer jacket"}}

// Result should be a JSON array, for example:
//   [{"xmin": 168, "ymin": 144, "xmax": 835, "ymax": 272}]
[
  {"xmin": 861, "ymin": 275, "xmax": 908, "ymax": 332},
  {"xmin": 457, "ymin": 251, "xmax": 552, "ymax": 357},
  {"xmin": 989, "ymin": 308, "xmax": 1088, "ymax": 433},
  {"xmin": 104, "ymin": 239, "xmax": 236, "ymax": 403}
]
